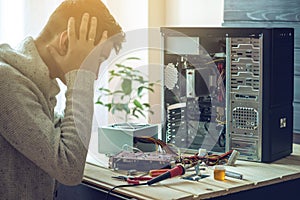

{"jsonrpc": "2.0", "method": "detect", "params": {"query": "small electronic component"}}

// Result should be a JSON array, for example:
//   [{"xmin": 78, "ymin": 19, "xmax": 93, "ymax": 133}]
[
  {"xmin": 214, "ymin": 165, "xmax": 226, "ymax": 181},
  {"xmin": 225, "ymin": 171, "xmax": 243, "ymax": 180},
  {"xmin": 227, "ymin": 149, "xmax": 240, "ymax": 166},
  {"xmin": 109, "ymin": 151, "xmax": 178, "ymax": 171}
]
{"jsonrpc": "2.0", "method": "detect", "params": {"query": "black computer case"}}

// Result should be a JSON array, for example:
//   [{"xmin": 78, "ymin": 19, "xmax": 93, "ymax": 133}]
[{"xmin": 161, "ymin": 27, "xmax": 294, "ymax": 162}]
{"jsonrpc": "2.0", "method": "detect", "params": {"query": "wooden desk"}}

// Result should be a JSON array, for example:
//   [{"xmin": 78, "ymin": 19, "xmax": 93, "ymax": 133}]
[{"xmin": 79, "ymin": 144, "xmax": 300, "ymax": 200}]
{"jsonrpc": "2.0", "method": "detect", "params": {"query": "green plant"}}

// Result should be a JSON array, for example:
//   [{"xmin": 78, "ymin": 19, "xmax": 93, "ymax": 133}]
[{"xmin": 96, "ymin": 57, "xmax": 155, "ymax": 122}]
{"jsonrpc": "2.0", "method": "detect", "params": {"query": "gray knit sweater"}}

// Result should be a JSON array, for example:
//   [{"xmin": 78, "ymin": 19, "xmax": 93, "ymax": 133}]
[{"xmin": 0, "ymin": 37, "xmax": 96, "ymax": 199}]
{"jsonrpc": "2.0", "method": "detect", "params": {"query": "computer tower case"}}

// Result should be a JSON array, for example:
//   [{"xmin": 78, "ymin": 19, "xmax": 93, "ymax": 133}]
[{"xmin": 161, "ymin": 27, "xmax": 294, "ymax": 162}]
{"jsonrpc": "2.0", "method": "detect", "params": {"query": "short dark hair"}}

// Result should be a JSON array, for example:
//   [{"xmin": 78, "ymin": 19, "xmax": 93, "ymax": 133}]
[{"xmin": 41, "ymin": 0, "xmax": 125, "ymax": 52}]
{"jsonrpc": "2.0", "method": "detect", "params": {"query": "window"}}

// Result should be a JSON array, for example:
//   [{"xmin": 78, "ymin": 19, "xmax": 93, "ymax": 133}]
[
  {"xmin": 0, "ymin": 0, "xmax": 25, "ymax": 46},
  {"xmin": 0, "ymin": 0, "xmax": 62, "ymax": 46}
]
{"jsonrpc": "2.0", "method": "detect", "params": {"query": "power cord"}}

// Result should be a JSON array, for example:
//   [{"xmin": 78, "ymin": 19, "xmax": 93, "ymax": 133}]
[{"xmin": 105, "ymin": 183, "xmax": 147, "ymax": 200}]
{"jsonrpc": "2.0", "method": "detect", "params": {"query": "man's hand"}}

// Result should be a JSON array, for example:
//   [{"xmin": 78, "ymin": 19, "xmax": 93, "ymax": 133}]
[{"xmin": 47, "ymin": 13, "xmax": 108, "ymax": 76}]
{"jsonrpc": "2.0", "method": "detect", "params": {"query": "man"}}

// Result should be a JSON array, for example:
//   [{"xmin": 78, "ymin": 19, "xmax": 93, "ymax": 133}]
[{"xmin": 0, "ymin": 0, "xmax": 124, "ymax": 199}]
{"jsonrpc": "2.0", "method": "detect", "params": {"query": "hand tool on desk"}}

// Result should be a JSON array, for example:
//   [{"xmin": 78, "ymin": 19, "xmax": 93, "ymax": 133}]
[
  {"xmin": 147, "ymin": 164, "xmax": 185, "ymax": 185},
  {"xmin": 149, "ymin": 169, "xmax": 170, "ymax": 177},
  {"xmin": 112, "ymin": 165, "xmax": 186, "ymax": 186},
  {"xmin": 182, "ymin": 174, "xmax": 210, "ymax": 181},
  {"xmin": 112, "ymin": 175, "xmax": 153, "ymax": 185},
  {"xmin": 148, "ymin": 161, "xmax": 179, "ymax": 177}
]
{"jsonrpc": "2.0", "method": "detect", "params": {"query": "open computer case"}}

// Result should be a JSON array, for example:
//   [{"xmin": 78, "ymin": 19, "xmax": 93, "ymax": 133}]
[{"xmin": 161, "ymin": 27, "xmax": 294, "ymax": 162}]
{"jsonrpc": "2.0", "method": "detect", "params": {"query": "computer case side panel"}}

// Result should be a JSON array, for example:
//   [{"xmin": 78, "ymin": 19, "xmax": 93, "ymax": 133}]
[{"xmin": 261, "ymin": 28, "xmax": 294, "ymax": 162}]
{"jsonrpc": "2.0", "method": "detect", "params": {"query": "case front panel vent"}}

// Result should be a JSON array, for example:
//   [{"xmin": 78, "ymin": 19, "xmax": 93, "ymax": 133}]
[{"xmin": 226, "ymin": 36, "xmax": 263, "ymax": 161}]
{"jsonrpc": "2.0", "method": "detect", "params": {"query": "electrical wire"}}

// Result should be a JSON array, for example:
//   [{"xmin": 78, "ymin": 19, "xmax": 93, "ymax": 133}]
[
  {"xmin": 105, "ymin": 183, "xmax": 147, "ymax": 200},
  {"xmin": 205, "ymin": 58, "xmax": 225, "ymax": 65},
  {"xmin": 181, "ymin": 149, "xmax": 233, "ymax": 166},
  {"xmin": 134, "ymin": 136, "xmax": 178, "ymax": 155}
]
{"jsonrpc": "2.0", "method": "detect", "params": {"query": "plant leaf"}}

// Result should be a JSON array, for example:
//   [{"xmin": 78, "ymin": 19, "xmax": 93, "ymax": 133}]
[
  {"xmin": 108, "ymin": 76, "xmax": 114, "ymax": 82},
  {"xmin": 132, "ymin": 107, "xmax": 138, "ymax": 118},
  {"xmin": 136, "ymin": 109, "xmax": 146, "ymax": 118},
  {"xmin": 136, "ymin": 76, "xmax": 145, "ymax": 83},
  {"xmin": 126, "ymin": 57, "xmax": 140, "ymax": 60},
  {"xmin": 111, "ymin": 90, "xmax": 124, "ymax": 95},
  {"xmin": 123, "ymin": 104, "xmax": 130, "ymax": 114},
  {"xmin": 147, "ymin": 87, "xmax": 154, "ymax": 93},
  {"xmin": 121, "ymin": 78, "xmax": 132, "ymax": 95},
  {"xmin": 105, "ymin": 103, "xmax": 112, "ymax": 111},
  {"xmin": 95, "ymin": 101, "xmax": 103, "ymax": 105},
  {"xmin": 95, "ymin": 57, "xmax": 155, "ymax": 122},
  {"xmin": 113, "ymin": 103, "xmax": 130, "ymax": 114},
  {"xmin": 143, "ymin": 103, "xmax": 150, "ymax": 108},
  {"xmin": 149, "ymin": 110, "xmax": 154, "ymax": 115},
  {"xmin": 133, "ymin": 99, "xmax": 143, "ymax": 109},
  {"xmin": 137, "ymin": 87, "xmax": 144, "ymax": 97},
  {"xmin": 98, "ymin": 88, "xmax": 110, "ymax": 93},
  {"xmin": 115, "ymin": 63, "xmax": 126, "ymax": 68}
]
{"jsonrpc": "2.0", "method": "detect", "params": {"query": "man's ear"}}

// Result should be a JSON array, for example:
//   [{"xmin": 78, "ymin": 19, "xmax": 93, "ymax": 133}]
[{"xmin": 58, "ymin": 30, "xmax": 68, "ymax": 55}]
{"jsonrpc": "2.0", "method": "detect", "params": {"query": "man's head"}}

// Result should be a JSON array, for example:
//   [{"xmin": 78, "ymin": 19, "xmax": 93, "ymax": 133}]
[
  {"xmin": 35, "ymin": 0, "xmax": 124, "ymax": 82},
  {"xmin": 40, "ymin": 0, "xmax": 124, "ymax": 52}
]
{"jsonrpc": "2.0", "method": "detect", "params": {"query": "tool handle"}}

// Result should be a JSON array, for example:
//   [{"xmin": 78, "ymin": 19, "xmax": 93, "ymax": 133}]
[
  {"xmin": 149, "ymin": 169, "xmax": 169, "ymax": 177},
  {"xmin": 126, "ymin": 178, "xmax": 140, "ymax": 185},
  {"xmin": 147, "ymin": 165, "xmax": 185, "ymax": 185},
  {"xmin": 134, "ymin": 176, "xmax": 153, "ymax": 181}
]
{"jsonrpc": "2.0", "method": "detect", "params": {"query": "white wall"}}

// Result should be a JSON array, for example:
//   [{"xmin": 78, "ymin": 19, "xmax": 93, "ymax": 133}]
[
  {"xmin": 165, "ymin": 0, "xmax": 224, "ymax": 26},
  {"xmin": 0, "ymin": 0, "xmax": 25, "ymax": 46},
  {"xmin": 106, "ymin": 0, "xmax": 148, "ymax": 31},
  {"xmin": 23, "ymin": 0, "xmax": 62, "ymax": 38},
  {"xmin": 0, "ymin": 0, "xmax": 62, "ymax": 47}
]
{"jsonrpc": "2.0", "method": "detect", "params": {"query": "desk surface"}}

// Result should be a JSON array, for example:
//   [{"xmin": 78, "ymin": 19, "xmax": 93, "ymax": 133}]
[{"xmin": 83, "ymin": 144, "xmax": 300, "ymax": 200}]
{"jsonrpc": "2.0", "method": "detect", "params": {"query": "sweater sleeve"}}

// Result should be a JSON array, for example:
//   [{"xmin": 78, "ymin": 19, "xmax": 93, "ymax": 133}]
[{"xmin": 0, "ymin": 68, "xmax": 96, "ymax": 185}]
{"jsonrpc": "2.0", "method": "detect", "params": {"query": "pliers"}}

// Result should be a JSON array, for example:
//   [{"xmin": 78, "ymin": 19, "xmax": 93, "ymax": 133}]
[{"xmin": 112, "ymin": 175, "xmax": 153, "ymax": 185}]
